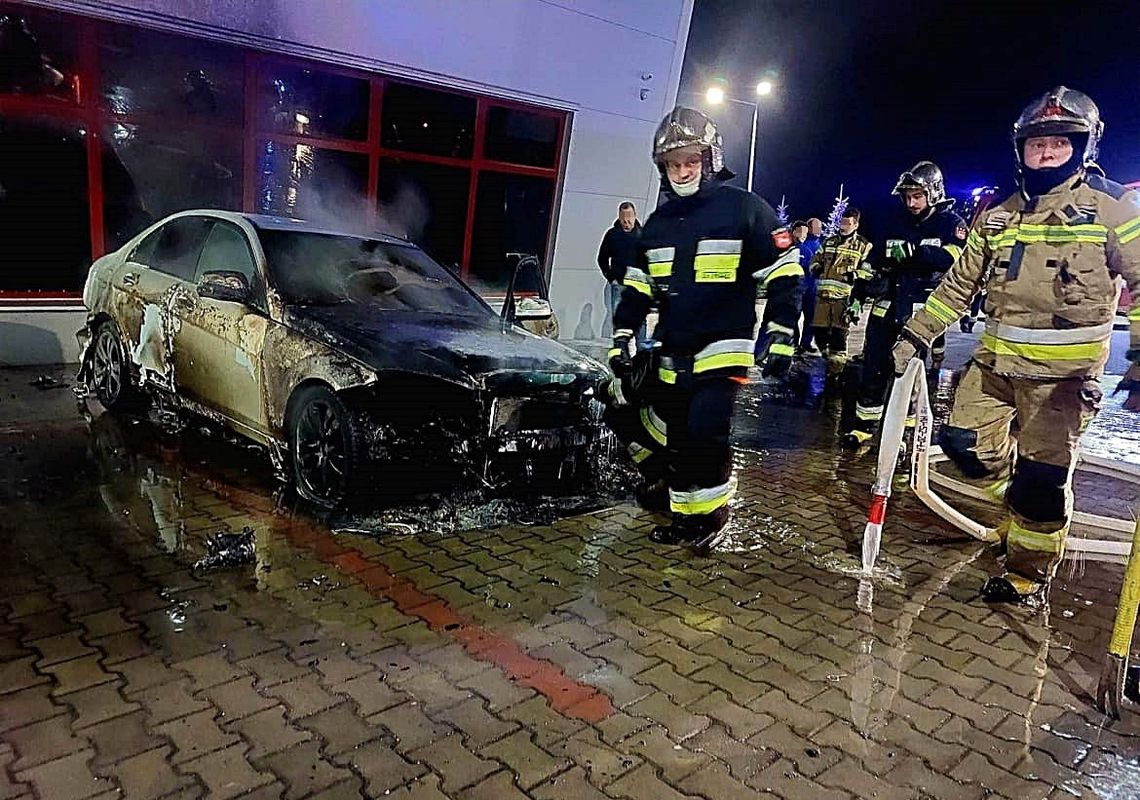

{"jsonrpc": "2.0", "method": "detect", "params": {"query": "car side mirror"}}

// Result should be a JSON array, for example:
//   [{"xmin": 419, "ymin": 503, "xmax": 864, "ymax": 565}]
[
  {"xmin": 197, "ymin": 270, "xmax": 250, "ymax": 304},
  {"xmin": 512, "ymin": 296, "xmax": 553, "ymax": 320}
]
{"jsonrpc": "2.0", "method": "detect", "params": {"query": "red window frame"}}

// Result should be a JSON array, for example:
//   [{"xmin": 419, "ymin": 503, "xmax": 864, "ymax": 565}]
[{"xmin": 0, "ymin": 4, "xmax": 567, "ymax": 302}]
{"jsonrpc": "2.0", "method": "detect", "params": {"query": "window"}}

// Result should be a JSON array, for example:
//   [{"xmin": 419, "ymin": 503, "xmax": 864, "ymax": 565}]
[
  {"xmin": 196, "ymin": 221, "xmax": 256, "ymax": 283},
  {"xmin": 0, "ymin": 4, "xmax": 568, "ymax": 299},
  {"xmin": 0, "ymin": 116, "xmax": 90, "ymax": 292},
  {"xmin": 102, "ymin": 125, "xmax": 243, "ymax": 251},
  {"xmin": 0, "ymin": 5, "xmax": 81, "ymax": 103},
  {"xmin": 99, "ymin": 22, "xmax": 244, "ymax": 124},
  {"xmin": 468, "ymin": 173, "xmax": 555, "ymax": 291},
  {"xmin": 381, "ymin": 82, "xmax": 475, "ymax": 158},
  {"xmin": 128, "ymin": 227, "xmax": 162, "ymax": 265},
  {"xmin": 378, "ymin": 159, "xmax": 470, "ymax": 267},
  {"xmin": 258, "ymin": 229, "xmax": 489, "ymax": 315},
  {"xmin": 484, "ymin": 106, "xmax": 560, "ymax": 167},
  {"xmin": 257, "ymin": 62, "xmax": 369, "ymax": 141},
  {"xmin": 256, "ymin": 140, "xmax": 369, "ymax": 224},
  {"xmin": 151, "ymin": 216, "xmax": 213, "ymax": 281}
]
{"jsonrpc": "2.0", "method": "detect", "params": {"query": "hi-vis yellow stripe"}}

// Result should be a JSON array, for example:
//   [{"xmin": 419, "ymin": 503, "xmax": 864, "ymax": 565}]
[
  {"xmin": 649, "ymin": 262, "xmax": 673, "ymax": 278},
  {"xmin": 942, "ymin": 244, "xmax": 963, "ymax": 261},
  {"xmin": 979, "ymin": 333, "xmax": 1107, "ymax": 361},
  {"xmin": 966, "ymin": 229, "xmax": 986, "ymax": 253},
  {"xmin": 924, "ymin": 296, "xmax": 958, "ymax": 325},
  {"xmin": 694, "ymin": 352, "xmax": 754, "ymax": 372},
  {"xmin": 1128, "ymin": 304, "xmax": 1140, "ymax": 321},
  {"xmin": 1116, "ymin": 215, "xmax": 1140, "ymax": 245},
  {"xmin": 988, "ymin": 223, "xmax": 1108, "ymax": 248},
  {"xmin": 1007, "ymin": 519, "xmax": 1065, "ymax": 554},
  {"xmin": 694, "ymin": 253, "xmax": 740, "ymax": 283}
]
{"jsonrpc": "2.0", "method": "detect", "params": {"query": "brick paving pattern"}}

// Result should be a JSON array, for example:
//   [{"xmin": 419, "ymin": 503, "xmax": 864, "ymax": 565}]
[{"xmin": 2, "ymin": 357, "xmax": 1140, "ymax": 799}]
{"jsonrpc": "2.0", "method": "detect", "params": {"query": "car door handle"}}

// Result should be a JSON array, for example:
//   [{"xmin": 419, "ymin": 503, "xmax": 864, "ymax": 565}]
[{"xmin": 121, "ymin": 272, "xmax": 139, "ymax": 287}]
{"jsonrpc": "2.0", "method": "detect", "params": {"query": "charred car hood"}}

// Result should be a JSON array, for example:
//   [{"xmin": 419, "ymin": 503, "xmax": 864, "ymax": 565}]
[{"xmin": 286, "ymin": 305, "xmax": 607, "ymax": 391}]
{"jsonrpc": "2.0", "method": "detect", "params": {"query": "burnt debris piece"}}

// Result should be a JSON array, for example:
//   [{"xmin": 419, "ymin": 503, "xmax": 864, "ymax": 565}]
[{"xmin": 193, "ymin": 526, "xmax": 256, "ymax": 573}]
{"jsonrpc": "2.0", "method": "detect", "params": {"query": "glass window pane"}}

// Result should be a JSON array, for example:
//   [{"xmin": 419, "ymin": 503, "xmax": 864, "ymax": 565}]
[
  {"xmin": 468, "ymin": 172, "xmax": 554, "ymax": 292},
  {"xmin": 255, "ymin": 139, "xmax": 369, "ymax": 224},
  {"xmin": 102, "ymin": 123, "xmax": 243, "ymax": 251},
  {"xmin": 0, "ymin": 5, "xmax": 81, "ymax": 103},
  {"xmin": 196, "ymin": 221, "xmax": 255, "ymax": 284},
  {"xmin": 484, "ymin": 106, "xmax": 560, "ymax": 167},
  {"xmin": 257, "ymin": 61, "xmax": 369, "ymax": 141},
  {"xmin": 99, "ymin": 23, "xmax": 243, "ymax": 123},
  {"xmin": 0, "ymin": 116, "xmax": 90, "ymax": 292},
  {"xmin": 381, "ymin": 82, "xmax": 475, "ymax": 158},
  {"xmin": 152, "ymin": 216, "xmax": 213, "ymax": 281},
  {"xmin": 378, "ymin": 158, "xmax": 469, "ymax": 268}
]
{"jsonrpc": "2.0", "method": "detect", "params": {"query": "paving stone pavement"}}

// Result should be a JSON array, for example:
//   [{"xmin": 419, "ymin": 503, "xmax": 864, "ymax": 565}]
[{"xmin": 2, "ymin": 359, "xmax": 1140, "ymax": 800}]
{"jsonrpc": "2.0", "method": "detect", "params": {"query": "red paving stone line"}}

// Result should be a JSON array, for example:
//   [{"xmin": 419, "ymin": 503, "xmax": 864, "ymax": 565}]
[{"xmin": 208, "ymin": 481, "xmax": 616, "ymax": 724}]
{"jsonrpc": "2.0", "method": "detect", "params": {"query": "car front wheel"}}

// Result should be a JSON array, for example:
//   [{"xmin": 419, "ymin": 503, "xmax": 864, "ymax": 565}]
[
  {"xmin": 288, "ymin": 385, "xmax": 366, "ymax": 508},
  {"xmin": 91, "ymin": 322, "xmax": 141, "ymax": 412}
]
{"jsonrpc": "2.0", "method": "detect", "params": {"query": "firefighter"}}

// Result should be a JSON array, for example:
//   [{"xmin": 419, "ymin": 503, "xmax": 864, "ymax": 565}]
[
  {"xmin": 606, "ymin": 106, "xmax": 801, "ymax": 550},
  {"xmin": 809, "ymin": 207, "xmax": 874, "ymax": 378},
  {"xmin": 843, "ymin": 161, "xmax": 966, "ymax": 447},
  {"xmin": 892, "ymin": 86, "xmax": 1140, "ymax": 602}
]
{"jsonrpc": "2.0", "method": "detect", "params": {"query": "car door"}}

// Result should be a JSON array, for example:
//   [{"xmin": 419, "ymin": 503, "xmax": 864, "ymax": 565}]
[
  {"xmin": 173, "ymin": 218, "xmax": 269, "ymax": 435},
  {"xmin": 118, "ymin": 216, "xmax": 213, "ymax": 392}
]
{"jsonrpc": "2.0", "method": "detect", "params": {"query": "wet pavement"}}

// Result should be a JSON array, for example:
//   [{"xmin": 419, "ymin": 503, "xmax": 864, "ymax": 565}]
[{"xmin": 3, "ymin": 343, "xmax": 1140, "ymax": 800}]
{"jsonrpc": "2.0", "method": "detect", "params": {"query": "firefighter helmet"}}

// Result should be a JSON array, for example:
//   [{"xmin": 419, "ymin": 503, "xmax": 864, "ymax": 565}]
[
  {"xmin": 892, "ymin": 161, "xmax": 946, "ymax": 207},
  {"xmin": 652, "ymin": 106, "xmax": 733, "ymax": 183},
  {"xmin": 1012, "ymin": 86, "xmax": 1103, "ymax": 168}
]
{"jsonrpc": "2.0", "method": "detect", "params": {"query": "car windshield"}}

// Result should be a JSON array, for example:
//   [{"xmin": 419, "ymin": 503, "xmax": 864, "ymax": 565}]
[{"xmin": 258, "ymin": 229, "xmax": 492, "ymax": 315}]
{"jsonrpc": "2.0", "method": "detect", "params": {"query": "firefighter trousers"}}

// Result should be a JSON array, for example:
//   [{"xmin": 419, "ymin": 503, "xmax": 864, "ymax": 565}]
[
  {"xmin": 605, "ymin": 374, "xmax": 742, "ymax": 534},
  {"xmin": 940, "ymin": 360, "xmax": 1102, "ymax": 583},
  {"xmin": 851, "ymin": 313, "xmax": 899, "ymax": 435},
  {"xmin": 812, "ymin": 297, "xmax": 851, "ymax": 377}
]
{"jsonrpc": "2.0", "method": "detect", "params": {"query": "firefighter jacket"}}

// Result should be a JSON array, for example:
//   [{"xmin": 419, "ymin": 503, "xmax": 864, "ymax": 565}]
[
  {"xmin": 811, "ymin": 232, "xmax": 874, "ymax": 302},
  {"xmin": 857, "ymin": 206, "xmax": 966, "ymax": 326},
  {"xmin": 905, "ymin": 174, "xmax": 1140, "ymax": 381},
  {"xmin": 612, "ymin": 182, "xmax": 799, "ymax": 383}
]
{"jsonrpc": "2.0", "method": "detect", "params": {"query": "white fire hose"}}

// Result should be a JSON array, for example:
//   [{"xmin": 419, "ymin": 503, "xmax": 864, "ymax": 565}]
[{"xmin": 861, "ymin": 358, "xmax": 1140, "ymax": 574}]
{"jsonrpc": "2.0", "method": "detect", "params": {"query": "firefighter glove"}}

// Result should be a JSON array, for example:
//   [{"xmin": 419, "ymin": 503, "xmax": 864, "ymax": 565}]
[
  {"xmin": 609, "ymin": 334, "xmax": 633, "ymax": 378},
  {"xmin": 891, "ymin": 330, "xmax": 924, "ymax": 376},
  {"xmin": 887, "ymin": 241, "xmax": 915, "ymax": 261}
]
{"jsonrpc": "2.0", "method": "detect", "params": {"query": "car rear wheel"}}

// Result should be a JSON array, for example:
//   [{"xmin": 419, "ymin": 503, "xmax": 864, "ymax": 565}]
[
  {"xmin": 91, "ymin": 322, "xmax": 141, "ymax": 411},
  {"xmin": 288, "ymin": 385, "xmax": 365, "ymax": 508}
]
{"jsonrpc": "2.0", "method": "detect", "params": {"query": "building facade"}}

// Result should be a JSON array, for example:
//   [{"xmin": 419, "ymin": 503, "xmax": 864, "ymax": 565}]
[{"xmin": 0, "ymin": 0, "xmax": 693, "ymax": 364}]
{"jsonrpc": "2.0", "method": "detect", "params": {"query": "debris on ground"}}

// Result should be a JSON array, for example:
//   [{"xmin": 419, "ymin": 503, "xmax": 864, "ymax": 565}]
[
  {"xmin": 192, "ymin": 526, "xmax": 256, "ymax": 573},
  {"xmin": 30, "ymin": 375, "xmax": 68, "ymax": 390}
]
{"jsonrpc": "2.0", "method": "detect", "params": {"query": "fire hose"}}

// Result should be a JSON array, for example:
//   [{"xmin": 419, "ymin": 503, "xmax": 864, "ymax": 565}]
[
  {"xmin": 862, "ymin": 359, "xmax": 1140, "ymax": 718},
  {"xmin": 861, "ymin": 358, "xmax": 1140, "ymax": 574}
]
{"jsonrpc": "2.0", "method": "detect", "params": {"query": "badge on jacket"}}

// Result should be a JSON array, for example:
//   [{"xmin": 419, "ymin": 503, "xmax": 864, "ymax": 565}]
[
  {"xmin": 771, "ymin": 228, "xmax": 793, "ymax": 250},
  {"xmin": 955, "ymin": 223, "xmax": 967, "ymax": 240}
]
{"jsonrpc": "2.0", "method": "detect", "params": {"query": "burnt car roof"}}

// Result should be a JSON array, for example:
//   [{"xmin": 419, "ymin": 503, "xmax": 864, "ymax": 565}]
[{"xmin": 243, "ymin": 213, "xmax": 411, "ymax": 246}]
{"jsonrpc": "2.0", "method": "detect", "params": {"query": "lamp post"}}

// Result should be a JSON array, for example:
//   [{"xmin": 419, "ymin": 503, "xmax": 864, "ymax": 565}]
[{"xmin": 694, "ymin": 80, "xmax": 775, "ymax": 194}]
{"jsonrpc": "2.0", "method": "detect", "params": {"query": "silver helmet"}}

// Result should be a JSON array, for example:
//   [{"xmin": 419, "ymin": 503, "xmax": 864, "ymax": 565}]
[
  {"xmin": 652, "ymin": 106, "xmax": 733, "ymax": 183},
  {"xmin": 892, "ymin": 160, "xmax": 946, "ymax": 207},
  {"xmin": 1012, "ymin": 86, "xmax": 1103, "ymax": 168}
]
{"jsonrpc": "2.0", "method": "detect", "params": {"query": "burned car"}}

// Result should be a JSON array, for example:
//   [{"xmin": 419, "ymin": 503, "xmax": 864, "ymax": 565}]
[{"xmin": 79, "ymin": 210, "xmax": 609, "ymax": 506}]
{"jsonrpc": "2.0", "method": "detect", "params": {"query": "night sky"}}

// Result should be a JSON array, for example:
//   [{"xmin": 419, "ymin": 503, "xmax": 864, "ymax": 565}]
[{"xmin": 680, "ymin": 0, "xmax": 1140, "ymax": 238}]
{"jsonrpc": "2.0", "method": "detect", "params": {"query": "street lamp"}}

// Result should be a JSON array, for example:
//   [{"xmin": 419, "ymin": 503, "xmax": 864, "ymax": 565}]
[{"xmin": 693, "ymin": 80, "xmax": 775, "ymax": 193}]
